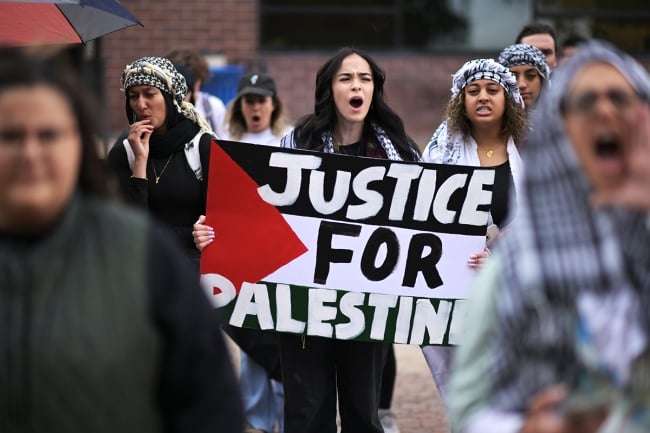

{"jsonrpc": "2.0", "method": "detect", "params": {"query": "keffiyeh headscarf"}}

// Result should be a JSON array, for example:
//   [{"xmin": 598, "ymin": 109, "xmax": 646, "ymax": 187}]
[
  {"xmin": 498, "ymin": 43, "xmax": 550, "ymax": 82},
  {"xmin": 485, "ymin": 40, "xmax": 650, "ymax": 416},
  {"xmin": 121, "ymin": 56, "xmax": 214, "ymax": 136},
  {"xmin": 451, "ymin": 58, "xmax": 524, "ymax": 107},
  {"xmin": 424, "ymin": 58, "xmax": 524, "ymax": 165}
]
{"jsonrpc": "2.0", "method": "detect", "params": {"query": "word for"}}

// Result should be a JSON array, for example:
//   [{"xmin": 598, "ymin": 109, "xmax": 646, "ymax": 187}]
[{"xmin": 315, "ymin": 220, "xmax": 443, "ymax": 288}]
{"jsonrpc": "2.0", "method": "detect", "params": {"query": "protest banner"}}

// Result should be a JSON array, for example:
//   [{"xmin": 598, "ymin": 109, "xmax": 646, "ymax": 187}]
[{"xmin": 200, "ymin": 140, "xmax": 494, "ymax": 345}]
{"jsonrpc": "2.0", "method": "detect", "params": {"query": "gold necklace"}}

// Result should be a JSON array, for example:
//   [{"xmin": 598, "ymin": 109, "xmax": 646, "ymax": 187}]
[
  {"xmin": 152, "ymin": 153, "xmax": 173, "ymax": 184},
  {"xmin": 486, "ymin": 149, "xmax": 494, "ymax": 158}
]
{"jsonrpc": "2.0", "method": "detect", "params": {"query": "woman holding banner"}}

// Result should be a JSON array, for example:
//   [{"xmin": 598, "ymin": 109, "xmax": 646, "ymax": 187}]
[
  {"xmin": 279, "ymin": 46, "xmax": 421, "ymax": 433},
  {"xmin": 420, "ymin": 58, "xmax": 527, "ymax": 407}
]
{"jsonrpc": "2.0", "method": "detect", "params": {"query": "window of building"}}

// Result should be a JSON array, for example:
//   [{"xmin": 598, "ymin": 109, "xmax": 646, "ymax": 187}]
[
  {"xmin": 260, "ymin": 0, "xmax": 650, "ymax": 54},
  {"xmin": 260, "ymin": 0, "xmax": 533, "ymax": 52},
  {"xmin": 536, "ymin": 0, "xmax": 650, "ymax": 53}
]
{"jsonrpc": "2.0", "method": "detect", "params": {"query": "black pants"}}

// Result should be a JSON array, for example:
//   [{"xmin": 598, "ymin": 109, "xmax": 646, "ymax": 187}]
[
  {"xmin": 379, "ymin": 345, "xmax": 396, "ymax": 409},
  {"xmin": 279, "ymin": 334, "xmax": 389, "ymax": 433}
]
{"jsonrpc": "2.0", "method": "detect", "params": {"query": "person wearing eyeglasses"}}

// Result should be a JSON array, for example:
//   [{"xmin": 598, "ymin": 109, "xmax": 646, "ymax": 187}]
[
  {"xmin": 0, "ymin": 49, "xmax": 243, "ymax": 432},
  {"xmin": 448, "ymin": 40, "xmax": 650, "ymax": 433}
]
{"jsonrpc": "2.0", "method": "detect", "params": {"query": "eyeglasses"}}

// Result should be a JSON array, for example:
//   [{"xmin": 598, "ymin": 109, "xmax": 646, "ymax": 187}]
[{"xmin": 561, "ymin": 89, "xmax": 643, "ymax": 116}]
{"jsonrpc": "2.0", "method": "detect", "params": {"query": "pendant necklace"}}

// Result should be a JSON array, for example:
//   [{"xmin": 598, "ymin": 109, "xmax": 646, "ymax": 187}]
[
  {"xmin": 152, "ymin": 153, "xmax": 174, "ymax": 184},
  {"xmin": 486, "ymin": 149, "xmax": 494, "ymax": 158}
]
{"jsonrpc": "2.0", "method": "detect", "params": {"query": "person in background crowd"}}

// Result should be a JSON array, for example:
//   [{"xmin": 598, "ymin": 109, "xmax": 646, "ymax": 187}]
[
  {"xmin": 0, "ymin": 47, "xmax": 244, "ymax": 433},
  {"xmin": 108, "ymin": 61, "xmax": 197, "ymax": 148},
  {"xmin": 107, "ymin": 56, "xmax": 216, "ymax": 271},
  {"xmin": 378, "ymin": 347, "xmax": 401, "ymax": 433},
  {"xmin": 166, "ymin": 48, "xmax": 228, "ymax": 139},
  {"xmin": 194, "ymin": 71, "xmax": 290, "ymax": 433},
  {"xmin": 516, "ymin": 22, "xmax": 558, "ymax": 69},
  {"xmin": 449, "ymin": 40, "xmax": 650, "ymax": 433},
  {"xmin": 225, "ymin": 71, "xmax": 291, "ymax": 144},
  {"xmin": 498, "ymin": 43, "xmax": 550, "ymax": 113},
  {"xmin": 560, "ymin": 33, "xmax": 589, "ymax": 63},
  {"xmin": 420, "ymin": 58, "xmax": 527, "ymax": 411},
  {"xmin": 279, "ymin": 46, "xmax": 421, "ymax": 433}
]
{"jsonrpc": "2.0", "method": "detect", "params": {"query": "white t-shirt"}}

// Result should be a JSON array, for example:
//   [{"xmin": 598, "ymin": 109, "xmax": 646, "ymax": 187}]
[
  {"xmin": 226, "ymin": 127, "xmax": 292, "ymax": 147},
  {"xmin": 195, "ymin": 91, "xmax": 227, "ymax": 139}
]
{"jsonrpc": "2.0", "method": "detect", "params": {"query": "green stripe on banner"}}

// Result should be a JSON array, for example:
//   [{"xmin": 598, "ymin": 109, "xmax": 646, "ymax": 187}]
[{"xmin": 220, "ymin": 282, "xmax": 467, "ymax": 346}]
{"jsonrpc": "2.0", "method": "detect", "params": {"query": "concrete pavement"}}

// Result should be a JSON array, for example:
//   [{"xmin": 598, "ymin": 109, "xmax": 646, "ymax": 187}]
[{"xmin": 391, "ymin": 344, "xmax": 450, "ymax": 433}]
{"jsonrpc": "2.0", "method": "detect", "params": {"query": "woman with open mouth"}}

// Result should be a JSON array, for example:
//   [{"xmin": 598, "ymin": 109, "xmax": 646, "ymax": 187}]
[
  {"xmin": 194, "ymin": 71, "xmax": 291, "ymax": 433},
  {"xmin": 224, "ymin": 71, "xmax": 290, "ymax": 146},
  {"xmin": 279, "ymin": 46, "xmax": 421, "ymax": 433},
  {"xmin": 420, "ymin": 57, "xmax": 527, "ymax": 411},
  {"xmin": 448, "ymin": 40, "xmax": 650, "ymax": 433}
]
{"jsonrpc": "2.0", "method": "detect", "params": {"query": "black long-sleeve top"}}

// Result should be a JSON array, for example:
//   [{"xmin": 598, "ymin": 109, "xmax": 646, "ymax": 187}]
[{"xmin": 107, "ymin": 136, "xmax": 212, "ymax": 255}]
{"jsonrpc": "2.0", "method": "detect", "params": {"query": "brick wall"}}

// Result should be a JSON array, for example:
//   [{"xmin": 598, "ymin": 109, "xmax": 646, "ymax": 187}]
[
  {"xmin": 103, "ymin": 1, "xmax": 650, "ymax": 149},
  {"xmin": 101, "ymin": 0, "xmax": 471, "ymax": 149},
  {"xmin": 261, "ymin": 53, "xmax": 466, "ymax": 148},
  {"xmin": 102, "ymin": 0, "xmax": 259, "ymax": 140}
]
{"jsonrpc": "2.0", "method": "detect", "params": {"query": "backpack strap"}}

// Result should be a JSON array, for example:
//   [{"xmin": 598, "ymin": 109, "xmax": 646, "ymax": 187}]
[
  {"xmin": 201, "ymin": 94, "xmax": 217, "ymax": 132},
  {"xmin": 123, "ymin": 138, "xmax": 136, "ymax": 172},
  {"xmin": 184, "ymin": 132, "xmax": 203, "ymax": 181},
  {"xmin": 122, "ymin": 132, "xmax": 203, "ymax": 181}
]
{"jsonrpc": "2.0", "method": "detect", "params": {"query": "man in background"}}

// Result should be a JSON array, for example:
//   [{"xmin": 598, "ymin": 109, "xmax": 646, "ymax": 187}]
[{"xmin": 516, "ymin": 22, "xmax": 558, "ymax": 69}]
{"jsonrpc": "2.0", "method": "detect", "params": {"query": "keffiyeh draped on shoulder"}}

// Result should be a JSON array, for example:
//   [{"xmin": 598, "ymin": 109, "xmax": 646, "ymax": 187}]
[
  {"xmin": 281, "ymin": 122, "xmax": 416, "ymax": 162},
  {"xmin": 487, "ymin": 40, "xmax": 650, "ymax": 412},
  {"xmin": 422, "ymin": 120, "xmax": 466, "ymax": 164}
]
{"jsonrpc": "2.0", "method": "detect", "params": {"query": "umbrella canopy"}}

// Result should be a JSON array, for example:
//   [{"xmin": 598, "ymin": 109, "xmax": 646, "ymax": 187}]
[{"xmin": 0, "ymin": 0, "xmax": 142, "ymax": 46}]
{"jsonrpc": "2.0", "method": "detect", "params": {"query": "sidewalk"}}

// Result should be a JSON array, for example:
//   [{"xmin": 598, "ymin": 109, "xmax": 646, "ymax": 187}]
[{"xmin": 391, "ymin": 344, "xmax": 450, "ymax": 433}]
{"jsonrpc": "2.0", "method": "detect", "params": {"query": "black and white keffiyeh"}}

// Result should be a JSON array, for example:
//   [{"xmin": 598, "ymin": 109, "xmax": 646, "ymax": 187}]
[
  {"xmin": 121, "ymin": 56, "xmax": 214, "ymax": 136},
  {"xmin": 422, "ymin": 119, "xmax": 461, "ymax": 164},
  {"xmin": 426, "ymin": 58, "xmax": 525, "ymax": 165},
  {"xmin": 451, "ymin": 58, "xmax": 524, "ymax": 107},
  {"xmin": 281, "ymin": 122, "xmax": 410, "ymax": 161},
  {"xmin": 487, "ymin": 40, "xmax": 650, "ymax": 413},
  {"xmin": 498, "ymin": 43, "xmax": 550, "ymax": 82}
]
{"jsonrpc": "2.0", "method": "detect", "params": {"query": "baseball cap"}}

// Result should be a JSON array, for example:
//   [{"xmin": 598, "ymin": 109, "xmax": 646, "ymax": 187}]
[{"xmin": 236, "ymin": 72, "xmax": 276, "ymax": 98}]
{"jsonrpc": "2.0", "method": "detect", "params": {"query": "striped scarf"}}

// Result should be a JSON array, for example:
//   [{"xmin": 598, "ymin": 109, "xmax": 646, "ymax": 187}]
[{"xmin": 281, "ymin": 122, "xmax": 416, "ymax": 162}]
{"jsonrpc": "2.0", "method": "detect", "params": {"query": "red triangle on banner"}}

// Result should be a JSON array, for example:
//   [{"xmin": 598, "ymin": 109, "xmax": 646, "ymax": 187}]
[{"xmin": 200, "ymin": 141, "xmax": 307, "ymax": 293}]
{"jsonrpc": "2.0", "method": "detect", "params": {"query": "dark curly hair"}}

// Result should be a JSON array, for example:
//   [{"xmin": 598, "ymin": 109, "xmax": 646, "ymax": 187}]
[{"xmin": 445, "ymin": 87, "xmax": 528, "ymax": 144}]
